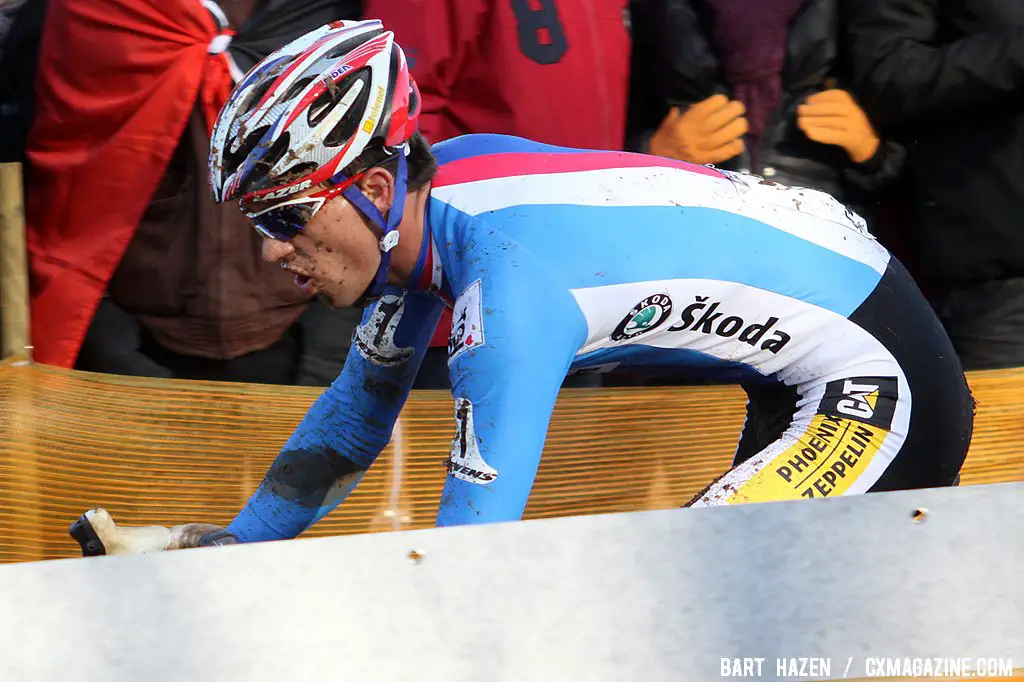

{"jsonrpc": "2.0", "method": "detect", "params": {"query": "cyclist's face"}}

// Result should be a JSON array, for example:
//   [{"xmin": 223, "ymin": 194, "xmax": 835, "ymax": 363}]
[{"xmin": 260, "ymin": 189, "xmax": 381, "ymax": 308}]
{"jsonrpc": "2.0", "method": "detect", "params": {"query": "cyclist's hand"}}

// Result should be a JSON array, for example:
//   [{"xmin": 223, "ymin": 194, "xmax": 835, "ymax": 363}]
[
  {"xmin": 70, "ymin": 508, "xmax": 238, "ymax": 556},
  {"xmin": 797, "ymin": 89, "xmax": 880, "ymax": 164},
  {"xmin": 649, "ymin": 94, "xmax": 748, "ymax": 165}
]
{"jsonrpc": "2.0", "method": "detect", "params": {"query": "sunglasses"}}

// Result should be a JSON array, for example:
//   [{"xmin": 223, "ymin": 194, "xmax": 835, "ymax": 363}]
[{"xmin": 241, "ymin": 170, "xmax": 368, "ymax": 241}]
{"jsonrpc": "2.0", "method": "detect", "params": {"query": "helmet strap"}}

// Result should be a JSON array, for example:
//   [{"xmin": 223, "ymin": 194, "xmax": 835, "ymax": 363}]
[{"xmin": 341, "ymin": 149, "xmax": 410, "ymax": 308}]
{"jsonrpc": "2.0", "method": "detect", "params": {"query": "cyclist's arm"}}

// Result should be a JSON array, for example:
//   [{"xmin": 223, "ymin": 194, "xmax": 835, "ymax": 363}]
[
  {"xmin": 436, "ymin": 247, "xmax": 588, "ymax": 526},
  {"xmin": 226, "ymin": 287, "xmax": 443, "ymax": 542}
]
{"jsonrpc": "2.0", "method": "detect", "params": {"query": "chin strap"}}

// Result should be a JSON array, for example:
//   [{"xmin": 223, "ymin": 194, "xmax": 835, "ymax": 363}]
[{"xmin": 340, "ymin": 148, "xmax": 409, "ymax": 308}]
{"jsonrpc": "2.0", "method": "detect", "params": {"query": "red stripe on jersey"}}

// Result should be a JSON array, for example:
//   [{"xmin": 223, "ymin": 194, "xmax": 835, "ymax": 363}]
[{"xmin": 432, "ymin": 152, "xmax": 726, "ymax": 188}]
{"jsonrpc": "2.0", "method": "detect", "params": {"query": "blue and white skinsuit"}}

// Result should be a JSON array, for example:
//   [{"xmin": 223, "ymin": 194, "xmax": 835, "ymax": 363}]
[{"xmin": 226, "ymin": 134, "xmax": 973, "ymax": 542}]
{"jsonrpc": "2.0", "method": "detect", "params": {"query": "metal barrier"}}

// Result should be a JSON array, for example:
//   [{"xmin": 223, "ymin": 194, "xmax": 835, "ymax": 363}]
[{"xmin": 0, "ymin": 482, "xmax": 1020, "ymax": 681}]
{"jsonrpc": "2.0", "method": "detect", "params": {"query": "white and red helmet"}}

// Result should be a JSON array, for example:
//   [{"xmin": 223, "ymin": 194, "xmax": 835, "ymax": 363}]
[{"xmin": 209, "ymin": 19, "xmax": 421, "ymax": 205}]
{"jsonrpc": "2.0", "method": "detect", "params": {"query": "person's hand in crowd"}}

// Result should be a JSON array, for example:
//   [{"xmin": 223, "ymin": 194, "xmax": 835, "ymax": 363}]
[
  {"xmin": 649, "ymin": 93, "xmax": 748, "ymax": 165},
  {"xmin": 797, "ymin": 88, "xmax": 880, "ymax": 163}
]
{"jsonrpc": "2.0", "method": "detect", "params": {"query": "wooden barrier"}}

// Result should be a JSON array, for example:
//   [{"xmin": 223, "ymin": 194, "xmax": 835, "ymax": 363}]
[{"xmin": 0, "ymin": 359, "xmax": 1020, "ymax": 563}]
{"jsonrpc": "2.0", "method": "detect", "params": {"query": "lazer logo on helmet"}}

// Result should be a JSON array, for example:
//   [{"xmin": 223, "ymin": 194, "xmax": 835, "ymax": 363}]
[
  {"xmin": 668, "ymin": 295, "xmax": 792, "ymax": 353},
  {"xmin": 261, "ymin": 180, "xmax": 312, "ymax": 201}
]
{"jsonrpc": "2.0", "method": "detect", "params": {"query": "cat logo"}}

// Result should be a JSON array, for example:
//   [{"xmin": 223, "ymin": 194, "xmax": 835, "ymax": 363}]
[
  {"xmin": 819, "ymin": 376, "xmax": 898, "ymax": 430},
  {"xmin": 837, "ymin": 379, "xmax": 882, "ymax": 419}
]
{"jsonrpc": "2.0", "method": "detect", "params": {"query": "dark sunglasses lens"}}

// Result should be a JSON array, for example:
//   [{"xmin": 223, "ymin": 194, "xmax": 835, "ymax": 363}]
[{"xmin": 251, "ymin": 203, "xmax": 314, "ymax": 241}]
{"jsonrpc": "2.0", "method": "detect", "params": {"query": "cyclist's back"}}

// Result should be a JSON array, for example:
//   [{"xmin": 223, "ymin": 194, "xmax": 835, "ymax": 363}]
[
  {"xmin": 423, "ymin": 134, "xmax": 972, "ymax": 511},
  {"xmin": 429, "ymin": 134, "xmax": 889, "ymax": 382}
]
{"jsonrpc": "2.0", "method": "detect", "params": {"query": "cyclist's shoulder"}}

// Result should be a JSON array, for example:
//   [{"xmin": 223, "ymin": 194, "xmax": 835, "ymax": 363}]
[
  {"xmin": 427, "ymin": 136, "xmax": 717, "ymax": 224},
  {"xmin": 430, "ymin": 133, "xmax": 583, "ymax": 169},
  {"xmin": 430, "ymin": 134, "xmax": 662, "ymax": 190}
]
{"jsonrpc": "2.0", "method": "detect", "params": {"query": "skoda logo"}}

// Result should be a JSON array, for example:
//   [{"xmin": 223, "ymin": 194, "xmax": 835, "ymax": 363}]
[{"xmin": 611, "ymin": 294, "xmax": 673, "ymax": 341}]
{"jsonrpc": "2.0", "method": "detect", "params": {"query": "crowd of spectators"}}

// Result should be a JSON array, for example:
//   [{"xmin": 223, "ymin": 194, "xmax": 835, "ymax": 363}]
[{"xmin": 1, "ymin": 0, "xmax": 1021, "ymax": 384}]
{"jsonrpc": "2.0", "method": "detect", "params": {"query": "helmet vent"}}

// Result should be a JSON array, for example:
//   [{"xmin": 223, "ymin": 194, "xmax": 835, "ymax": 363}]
[
  {"xmin": 238, "ymin": 78, "xmax": 276, "ymax": 120},
  {"xmin": 242, "ymin": 131, "xmax": 291, "ymax": 191},
  {"xmin": 275, "ymin": 162, "xmax": 318, "ymax": 186},
  {"xmin": 224, "ymin": 124, "xmax": 271, "ymax": 172},
  {"xmin": 282, "ymin": 76, "xmax": 316, "ymax": 103},
  {"xmin": 314, "ymin": 67, "xmax": 371, "ymax": 135},
  {"xmin": 325, "ymin": 29, "xmax": 384, "ymax": 60}
]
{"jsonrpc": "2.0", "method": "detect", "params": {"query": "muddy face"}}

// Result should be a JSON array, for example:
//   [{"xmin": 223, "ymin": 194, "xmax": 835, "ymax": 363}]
[{"xmin": 260, "ymin": 196, "xmax": 381, "ymax": 308}]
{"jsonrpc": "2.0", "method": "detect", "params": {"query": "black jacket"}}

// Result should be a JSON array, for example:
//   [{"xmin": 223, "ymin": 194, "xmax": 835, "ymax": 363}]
[
  {"xmin": 0, "ymin": 0, "xmax": 46, "ymax": 164},
  {"xmin": 628, "ymin": 0, "xmax": 904, "ymax": 215},
  {"xmin": 846, "ymin": 0, "xmax": 1024, "ymax": 287}
]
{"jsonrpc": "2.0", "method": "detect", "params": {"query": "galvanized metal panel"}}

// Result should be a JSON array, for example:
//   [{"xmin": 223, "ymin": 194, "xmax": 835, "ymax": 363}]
[{"xmin": 1, "ymin": 483, "xmax": 1021, "ymax": 681}]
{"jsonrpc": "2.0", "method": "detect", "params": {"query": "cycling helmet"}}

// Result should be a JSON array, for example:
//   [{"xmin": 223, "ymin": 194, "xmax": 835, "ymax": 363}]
[{"xmin": 208, "ymin": 19, "xmax": 421, "ymax": 303}]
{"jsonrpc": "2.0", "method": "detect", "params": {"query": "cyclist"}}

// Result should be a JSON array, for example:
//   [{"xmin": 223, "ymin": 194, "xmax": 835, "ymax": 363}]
[{"xmin": 71, "ymin": 20, "xmax": 973, "ymax": 554}]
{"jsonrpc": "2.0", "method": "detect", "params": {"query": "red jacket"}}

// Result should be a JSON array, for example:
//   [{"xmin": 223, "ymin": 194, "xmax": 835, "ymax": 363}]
[
  {"xmin": 363, "ymin": 0, "xmax": 632, "ymax": 346},
  {"xmin": 26, "ymin": 0, "xmax": 235, "ymax": 367}
]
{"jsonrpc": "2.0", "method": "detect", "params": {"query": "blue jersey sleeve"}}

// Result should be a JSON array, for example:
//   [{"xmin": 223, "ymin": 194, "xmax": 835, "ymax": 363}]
[
  {"xmin": 436, "ymin": 231, "xmax": 589, "ymax": 526},
  {"xmin": 227, "ymin": 287, "xmax": 443, "ymax": 542}
]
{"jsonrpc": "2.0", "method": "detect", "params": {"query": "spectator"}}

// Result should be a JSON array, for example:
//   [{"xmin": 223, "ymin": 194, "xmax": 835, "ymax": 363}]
[
  {"xmin": 628, "ymin": 0, "xmax": 905, "ymax": 224},
  {"xmin": 0, "ymin": 0, "xmax": 45, "ymax": 164},
  {"xmin": 26, "ymin": 0, "xmax": 362, "ymax": 384},
  {"xmin": 847, "ymin": 0, "xmax": 1024, "ymax": 371},
  {"xmin": 363, "ymin": 0, "xmax": 632, "ymax": 388}
]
